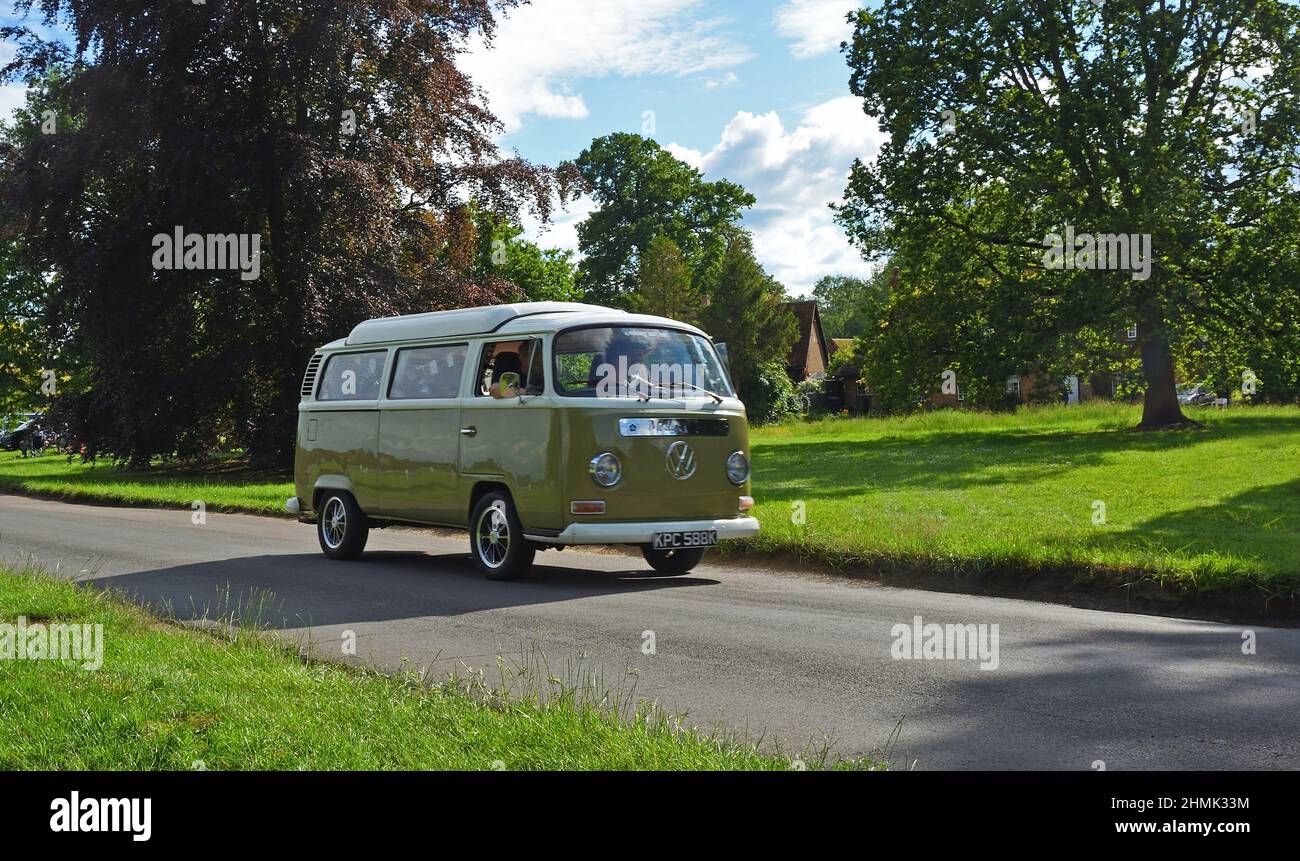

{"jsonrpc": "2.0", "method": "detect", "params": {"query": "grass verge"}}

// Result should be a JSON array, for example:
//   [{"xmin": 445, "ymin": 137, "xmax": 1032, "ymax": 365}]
[
  {"xmin": 734, "ymin": 402, "xmax": 1300, "ymax": 610},
  {"xmin": 0, "ymin": 454, "xmax": 292, "ymax": 516},
  {"xmin": 0, "ymin": 565, "xmax": 874, "ymax": 770},
  {"xmin": 2, "ymin": 403, "xmax": 1296, "ymax": 612}
]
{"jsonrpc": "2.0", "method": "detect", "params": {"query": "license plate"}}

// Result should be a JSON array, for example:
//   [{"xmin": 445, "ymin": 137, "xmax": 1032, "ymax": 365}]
[{"xmin": 652, "ymin": 530, "xmax": 717, "ymax": 550}]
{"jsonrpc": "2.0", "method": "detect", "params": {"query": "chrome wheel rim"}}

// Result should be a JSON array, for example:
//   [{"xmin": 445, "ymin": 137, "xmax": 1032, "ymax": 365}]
[
  {"xmin": 476, "ymin": 501, "xmax": 510, "ymax": 569},
  {"xmin": 322, "ymin": 497, "xmax": 347, "ymax": 550}
]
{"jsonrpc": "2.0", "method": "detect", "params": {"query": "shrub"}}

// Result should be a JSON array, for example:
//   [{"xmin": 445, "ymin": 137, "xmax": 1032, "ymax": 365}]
[{"xmin": 741, "ymin": 361, "xmax": 805, "ymax": 424}]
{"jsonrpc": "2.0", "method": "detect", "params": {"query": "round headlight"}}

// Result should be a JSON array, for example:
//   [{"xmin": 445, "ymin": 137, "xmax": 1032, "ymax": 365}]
[
  {"xmin": 589, "ymin": 452, "xmax": 622, "ymax": 487},
  {"xmin": 725, "ymin": 451, "xmax": 750, "ymax": 486}
]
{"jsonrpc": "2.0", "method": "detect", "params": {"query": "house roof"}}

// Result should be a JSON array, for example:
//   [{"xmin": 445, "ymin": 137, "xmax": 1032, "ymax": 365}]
[{"xmin": 781, "ymin": 299, "xmax": 828, "ymax": 376}]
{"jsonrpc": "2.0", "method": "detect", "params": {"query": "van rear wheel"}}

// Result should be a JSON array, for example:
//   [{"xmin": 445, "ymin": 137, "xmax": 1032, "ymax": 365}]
[
  {"xmin": 317, "ymin": 491, "xmax": 369, "ymax": 560},
  {"xmin": 641, "ymin": 545, "xmax": 705, "ymax": 575},
  {"xmin": 470, "ymin": 492, "xmax": 535, "ymax": 580}
]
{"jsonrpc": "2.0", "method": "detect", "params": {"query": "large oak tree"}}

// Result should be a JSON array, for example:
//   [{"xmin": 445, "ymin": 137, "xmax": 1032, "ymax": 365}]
[
  {"xmin": 574, "ymin": 132, "xmax": 754, "ymax": 306},
  {"xmin": 837, "ymin": 0, "xmax": 1300, "ymax": 428}
]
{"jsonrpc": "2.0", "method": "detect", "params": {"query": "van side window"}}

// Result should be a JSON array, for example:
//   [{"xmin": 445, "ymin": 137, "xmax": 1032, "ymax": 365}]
[
  {"xmin": 475, "ymin": 339, "xmax": 543, "ymax": 397},
  {"xmin": 317, "ymin": 351, "xmax": 386, "ymax": 401},
  {"xmin": 389, "ymin": 344, "xmax": 467, "ymax": 400}
]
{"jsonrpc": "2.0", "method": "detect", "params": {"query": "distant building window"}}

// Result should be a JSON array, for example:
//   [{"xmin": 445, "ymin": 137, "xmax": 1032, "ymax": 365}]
[
  {"xmin": 1126, "ymin": 324, "xmax": 1138, "ymax": 340},
  {"xmin": 1006, "ymin": 377, "xmax": 1021, "ymax": 396}
]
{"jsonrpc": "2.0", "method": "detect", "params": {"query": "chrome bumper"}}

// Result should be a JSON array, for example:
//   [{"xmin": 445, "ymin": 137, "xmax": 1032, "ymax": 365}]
[{"xmin": 529, "ymin": 516, "xmax": 760, "ymax": 546}]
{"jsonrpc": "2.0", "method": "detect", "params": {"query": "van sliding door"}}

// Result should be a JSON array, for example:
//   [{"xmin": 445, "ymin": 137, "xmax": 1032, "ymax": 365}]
[{"xmin": 377, "ymin": 343, "xmax": 469, "ymax": 525}]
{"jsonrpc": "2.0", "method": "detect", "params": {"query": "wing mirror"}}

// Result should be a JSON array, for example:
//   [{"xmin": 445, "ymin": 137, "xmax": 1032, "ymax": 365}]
[{"xmin": 490, "ymin": 371, "xmax": 522, "ymax": 400}]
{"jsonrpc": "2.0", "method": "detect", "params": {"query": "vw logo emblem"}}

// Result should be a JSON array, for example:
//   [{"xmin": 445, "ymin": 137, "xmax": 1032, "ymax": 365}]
[{"xmin": 666, "ymin": 441, "xmax": 696, "ymax": 480}]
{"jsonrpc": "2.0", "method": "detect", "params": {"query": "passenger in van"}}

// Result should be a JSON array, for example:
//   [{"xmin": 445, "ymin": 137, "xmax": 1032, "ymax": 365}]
[
  {"xmin": 596, "ymin": 332, "xmax": 652, "ymax": 397},
  {"xmin": 487, "ymin": 351, "xmax": 523, "ymax": 399}
]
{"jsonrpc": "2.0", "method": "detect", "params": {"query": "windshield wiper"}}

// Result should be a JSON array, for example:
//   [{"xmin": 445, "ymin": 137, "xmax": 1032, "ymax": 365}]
[{"xmin": 629, "ymin": 374, "xmax": 724, "ymax": 404}]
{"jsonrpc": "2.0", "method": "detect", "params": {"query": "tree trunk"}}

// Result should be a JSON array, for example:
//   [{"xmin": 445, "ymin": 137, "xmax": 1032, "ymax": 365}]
[{"xmin": 1136, "ymin": 321, "xmax": 1195, "ymax": 429}]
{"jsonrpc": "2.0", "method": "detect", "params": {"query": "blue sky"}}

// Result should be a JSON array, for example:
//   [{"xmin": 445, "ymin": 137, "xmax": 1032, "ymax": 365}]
[
  {"xmin": 1, "ymin": 0, "xmax": 883, "ymax": 294},
  {"xmin": 462, "ymin": 0, "xmax": 885, "ymax": 293}
]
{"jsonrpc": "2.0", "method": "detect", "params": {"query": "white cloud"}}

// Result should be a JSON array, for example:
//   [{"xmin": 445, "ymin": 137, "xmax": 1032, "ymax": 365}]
[
  {"xmin": 774, "ymin": 0, "xmax": 861, "ymax": 59},
  {"xmin": 461, "ymin": 0, "xmax": 752, "ymax": 133},
  {"xmin": 704, "ymin": 72, "xmax": 739, "ymax": 91},
  {"xmin": 520, "ymin": 194, "xmax": 597, "ymax": 255},
  {"xmin": 671, "ymin": 95, "xmax": 886, "ymax": 295},
  {"xmin": 0, "ymin": 42, "xmax": 28, "ymax": 124},
  {"xmin": 664, "ymin": 142, "xmax": 705, "ymax": 169},
  {"xmin": 0, "ymin": 82, "xmax": 27, "ymax": 123},
  {"xmin": 529, "ymin": 96, "xmax": 886, "ymax": 295}
]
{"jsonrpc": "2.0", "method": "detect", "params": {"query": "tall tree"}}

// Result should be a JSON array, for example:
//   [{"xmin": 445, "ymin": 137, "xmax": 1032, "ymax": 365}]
[
  {"xmin": 1, "ymin": 0, "xmax": 576, "ymax": 466},
  {"xmin": 838, "ymin": 0, "xmax": 1300, "ymax": 429},
  {"xmin": 0, "ymin": 70, "xmax": 83, "ymax": 422},
  {"xmin": 632, "ymin": 234, "xmax": 700, "ymax": 323},
  {"xmin": 701, "ymin": 233, "xmax": 798, "ymax": 412},
  {"xmin": 574, "ymin": 133, "xmax": 754, "ymax": 305},
  {"xmin": 811, "ymin": 270, "xmax": 892, "ymax": 340},
  {"xmin": 473, "ymin": 211, "xmax": 581, "ymax": 303},
  {"xmin": 0, "ymin": 237, "xmax": 45, "ymax": 418}
]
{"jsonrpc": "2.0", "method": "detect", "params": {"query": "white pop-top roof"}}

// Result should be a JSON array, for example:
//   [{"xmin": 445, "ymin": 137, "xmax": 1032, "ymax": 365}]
[{"xmin": 341, "ymin": 301, "xmax": 706, "ymax": 347}]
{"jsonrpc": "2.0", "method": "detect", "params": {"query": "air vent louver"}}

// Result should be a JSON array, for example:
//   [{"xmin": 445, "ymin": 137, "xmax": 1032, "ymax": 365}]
[{"xmin": 300, "ymin": 354, "xmax": 324, "ymax": 399}]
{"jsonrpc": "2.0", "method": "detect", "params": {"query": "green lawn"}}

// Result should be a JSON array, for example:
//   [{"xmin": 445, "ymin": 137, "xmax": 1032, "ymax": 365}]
[
  {"xmin": 0, "ymin": 454, "xmax": 292, "ymax": 515},
  {"xmin": 0, "ymin": 566, "xmax": 858, "ymax": 770},
  {"xmin": 2, "ymin": 402, "xmax": 1296, "ymax": 599},
  {"xmin": 739, "ymin": 402, "xmax": 1300, "ymax": 597}
]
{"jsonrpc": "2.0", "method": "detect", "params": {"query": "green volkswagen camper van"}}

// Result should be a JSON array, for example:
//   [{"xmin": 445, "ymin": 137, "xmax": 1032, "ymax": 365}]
[{"xmin": 288, "ymin": 302, "xmax": 759, "ymax": 579}]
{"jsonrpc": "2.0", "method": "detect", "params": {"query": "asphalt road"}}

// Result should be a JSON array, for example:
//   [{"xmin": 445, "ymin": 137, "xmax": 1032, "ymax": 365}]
[{"xmin": 2, "ymin": 493, "xmax": 1297, "ymax": 769}]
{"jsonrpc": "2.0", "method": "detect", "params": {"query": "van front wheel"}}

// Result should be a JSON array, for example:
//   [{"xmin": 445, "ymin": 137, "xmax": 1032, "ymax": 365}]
[
  {"xmin": 470, "ymin": 492, "xmax": 535, "ymax": 580},
  {"xmin": 641, "ymin": 545, "xmax": 705, "ymax": 575},
  {"xmin": 317, "ymin": 491, "xmax": 369, "ymax": 560}
]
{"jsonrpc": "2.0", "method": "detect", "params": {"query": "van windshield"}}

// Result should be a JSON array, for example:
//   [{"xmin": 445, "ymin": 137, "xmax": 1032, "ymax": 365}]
[{"xmin": 553, "ymin": 326, "xmax": 734, "ymax": 399}]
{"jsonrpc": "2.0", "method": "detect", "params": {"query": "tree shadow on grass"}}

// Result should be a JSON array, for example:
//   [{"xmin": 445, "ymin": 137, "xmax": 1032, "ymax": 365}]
[
  {"xmin": 752, "ymin": 413, "xmax": 1300, "ymax": 499},
  {"xmin": 1080, "ymin": 478, "xmax": 1300, "ymax": 589}
]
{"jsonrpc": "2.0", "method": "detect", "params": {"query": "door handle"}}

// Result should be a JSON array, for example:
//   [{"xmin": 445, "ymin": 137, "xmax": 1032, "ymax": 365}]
[{"xmin": 460, "ymin": 426, "xmax": 477, "ymax": 437}]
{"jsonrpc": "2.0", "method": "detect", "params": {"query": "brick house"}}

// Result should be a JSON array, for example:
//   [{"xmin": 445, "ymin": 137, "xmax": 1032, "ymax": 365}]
[{"xmin": 781, "ymin": 300, "xmax": 830, "ymax": 381}]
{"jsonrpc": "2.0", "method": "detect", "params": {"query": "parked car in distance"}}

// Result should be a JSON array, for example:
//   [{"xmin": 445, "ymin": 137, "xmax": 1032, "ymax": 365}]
[
  {"xmin": 288, "ymin": 301, "xmax": 759, "ymax": 579},
  {"xmin": 0, "ymin": 413, "xmax": 46, "ymax": 453},
  {"xmin": 1177, "ymin": 384, "xmax": 1217, "ymax": 406}
]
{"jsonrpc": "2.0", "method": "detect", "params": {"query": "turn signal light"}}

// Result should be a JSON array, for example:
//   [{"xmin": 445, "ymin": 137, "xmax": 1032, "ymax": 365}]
[
  {"xmin": 571, "ymin": 500, "xmax": 607, "ymax": 515},
  {"xmin": 738, "ymin": 496, "xmax": 754, "ymax": 511}
]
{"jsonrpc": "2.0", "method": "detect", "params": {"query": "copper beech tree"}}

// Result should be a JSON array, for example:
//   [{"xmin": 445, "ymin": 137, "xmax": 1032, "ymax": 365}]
[{"xmin": 1, "ymin": 0, "xmax": 578, "ymax": 465}]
